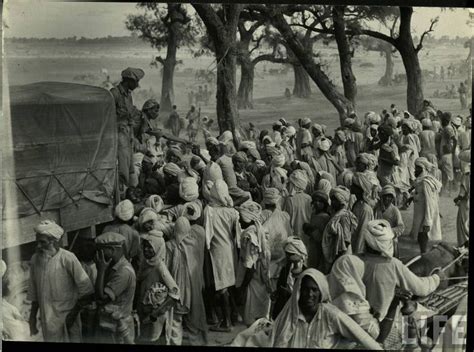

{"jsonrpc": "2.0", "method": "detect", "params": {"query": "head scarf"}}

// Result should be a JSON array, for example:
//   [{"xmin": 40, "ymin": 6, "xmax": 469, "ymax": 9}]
[
  {"xmin": 365, "ymin": 219, "xmax": 394, "ymax": 258},
  {"xmin": 138, "ymin": 207, "xmax": 158, "ymax": 228},
  {"xmin": 366, "ymin": 111, "xmax": 381, "ymax": 124},
  {"xmin": 34, "ymin": 220, "xmax": 64, "ymax": 240},
  {"xmin": 163, "ymin": 162, "xmax": 183, "ymax": 177},
  {"xmin": 141, "ymin": 230, "xmax": 166, "ymax": 266},
  {"xmin": 415, "ymin": 157, "xmax": 435, "ymax": 173},
  {"xmin": 208, "ymin": 179, "xmax": 233, "ymax": 207},
  {"xmin": 317, "ymin": 179, "xmax": 332, "ymax": 197},
  {"xmin": 237, "ymin": 200, "xmax": 262, "ymax": 223},
  {"xmin": 356, "ymin": 153, "xmax": 370, "ymax": 166},
  {"xmin": 289, "ymin": 169, "xmax": 308, "ymax": 191},
  {"xmin": 271, "ymin": 269, "xmax": 330, "ymax": 348},
  {"xmin": 263, "ymin": 187, "xmax": 281, "ymax": 205},
  {"xmin": 219, "ymin": 131, "xmax": 233, "ymax": 145},
  {"xmin": 184, "ymin": 200, "xmax": 203, "ymax": 221},
  {"xmin": 179, "ymin": 177, "xmax": 199, "ymax": 202},
  {"xmin": 247, "ymin": 148, "xmax": 261, "ymax": 161},
  {"xmin": 317, "ymin": 138, "xmax": 331, "ymax": 152},
  {"xmin": 328, "ymin": 255, "xmax": 366, "ymax": 304},
  {"xmin": 366, "ymin": 154, "xmax": 378, "ymax": 171},
  {"xmin": 286, "ymin": 126, "xmax": 297, "ymax": 137},
  {"xmin": 381, "ymin": 185, "xmax": 396, "ymax": 198},
  {"xmin": 284, "ymin": 236, "xmax": 308, "ymax": 262},
  {"xmin": 121, "ymin": 67, "xmax": 145, "ymax": 81},
  {"xmin": 271, "ymin": 153, "xmax": 286, "ymax": 168},
  {"xmin": 330, "ymin": 186, "xmax": 351, "ymax": 206},
  {"xmin": 338, "ymin": 169, "xmax": 354, "ymax": 188},
  {"xmin": 422, "ymin": 118, "xmax": 433, "ymax": 128},
  {"xmin": 335, "ymin": 129, "xmax": 346, "ymax": 143},
  {"xmin": 115, "ymin": 200, "xmax": 135, "ymax": 221},
  {"xmin": 145, "ymin": 195, "xmax": 164, "ymax": 214}
]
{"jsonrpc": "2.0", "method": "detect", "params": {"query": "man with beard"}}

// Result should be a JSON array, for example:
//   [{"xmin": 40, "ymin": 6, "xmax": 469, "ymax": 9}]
[{"xmin": 28, "ymin": 220, "xmax": 94, "ymax": 342}]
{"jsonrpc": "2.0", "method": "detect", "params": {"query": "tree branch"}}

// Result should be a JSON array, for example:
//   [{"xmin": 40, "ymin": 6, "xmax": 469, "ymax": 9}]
[
  {"xmin": 415, "ymin": 16, "xmax": 438, "ymax": 52},
  {"xmin": 289, "ymin": 23, "xmax": 334, "ymax": 35},
  {"xmin": 249, "ymin": 33, "xmax": 266, "ymax": 56},
  {"xmin": 154, "ymin": 56, "xmax": 165, "ymax": 65},
  {"xmin": 252, "ymin": 54, "xmax": 292, "ymax": 65}
]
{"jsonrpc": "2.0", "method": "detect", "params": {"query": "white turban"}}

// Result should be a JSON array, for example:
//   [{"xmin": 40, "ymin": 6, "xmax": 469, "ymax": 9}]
[
  {"xmin": 115, "ymin": 200, "xmax": 135, "ymax": 221},
  {"xmin": 289, "ymin": 169, "xmax": 308, "ymax": 191},
  {"xmin": 284, "ymin": 236, "xmax": 308, "ymax": 261},
  {"xmin": 286, "ymin": 126, "xmax": 296, "ymax": 137},
  {"xmin": 34, "ymin": 220, "xmax": 64, "ymax": 240},
  {"xmin": 237, "ymin": 200, "xmax": 262, "ymax": 223},
  {"xmin": 317, "ymin": 138, "xmax": 332, "ymax": 152},
  {"xmin": 139, "ymin": 207, "xmax": 158, "ymax": 227},
  {"xmin": 219, "ymin": 130, "xmax": 233, "ymax": 145},
  {"xmin": 179, "ymin": 177, "xmax": 199, "ymax": 202},
  {"xmin": 145, "ymin": 195, "xmax": 164, "ymax": 213},
  {"xmin": 184, "ymin": 200, "xmax": 203, "ymax": 221},
  {"xmin": 271, "ymin": 153, "xmax": 286, "ymax": 168},
  {"xmin": 365, "ymin": 219, "xmax": 395, "ymax": 258}
]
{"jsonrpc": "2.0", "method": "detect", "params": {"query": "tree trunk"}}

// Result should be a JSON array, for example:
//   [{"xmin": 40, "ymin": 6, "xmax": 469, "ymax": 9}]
[
  {"xmin": 237, "ymin": 60, "xmax": 255, "ymax": 109},
  {"xmin": 160, "ymin": 4, "xmax": 180, "ymax": 113},
  {"xmin": 378, "ymin": 43, "xmax": 394, "ymax": 86},
  {"xmin": 270, "ymin": 11, "xmax": 353, "ymax": 124},
  {"xmin": 292, "ymin": 64, "xmax": 311, "ymax": 98},
  {"xmin": 397, "ymin": 7, "xmax": 424, "ymax": 115},
  {"xmin": 332, "ymin": 6, "xmax": 357, "ymax": 107},
  {"xmin": 193, "ymin": 4, "xmax": 242, "ymax": 136}
]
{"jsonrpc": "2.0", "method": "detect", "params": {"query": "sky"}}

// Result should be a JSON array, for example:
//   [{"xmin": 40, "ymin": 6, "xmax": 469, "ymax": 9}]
[{"xmin": 3, "ymin": 1, "xmax": 473, "ymax": 39}]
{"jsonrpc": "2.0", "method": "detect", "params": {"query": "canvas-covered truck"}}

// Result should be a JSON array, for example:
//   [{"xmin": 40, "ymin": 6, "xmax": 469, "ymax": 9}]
[{"xmin": 2, "ymin": 82, "xmax": 118, "ymax": 322}]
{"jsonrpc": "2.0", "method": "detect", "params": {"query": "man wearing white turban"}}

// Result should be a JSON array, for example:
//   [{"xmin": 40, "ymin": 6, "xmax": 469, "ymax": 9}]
[
  {"xmin": 283, "ymin": 170, "xmax": 312, "ymax": 241},
  {"xmin": 103, "ymin": 199, "xmax": 141, "ymax": 264},
  {"xmin": 408, "ymin": 157, "xmax": 443, "ymax": 253},
  {"xmin": 28, "ymin": 220, "xmax": 94, "ymax": 342},
  {"xmin": 310, "ymin": 137, "xmax": 342, "ymax": 183},
  {"xmin": 419, "ymin": 118, "xmax": 437, "ymax": 158},
  {"xmin": 295, "ymin": 118, "xmax": 313, "ymax": 161},
  {"xmin": 202, "ymin": 179, "xmax": 242, "ymax": 332}
]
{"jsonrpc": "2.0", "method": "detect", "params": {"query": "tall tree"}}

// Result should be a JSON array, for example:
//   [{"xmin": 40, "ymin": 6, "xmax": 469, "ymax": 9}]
[
  {"xmin": 126, "ymin": 3, "xmax": 196, "ymax": 112},
  {"xmin": 192, "ymin": 4, "xmax": 243, "ymax": 135}
]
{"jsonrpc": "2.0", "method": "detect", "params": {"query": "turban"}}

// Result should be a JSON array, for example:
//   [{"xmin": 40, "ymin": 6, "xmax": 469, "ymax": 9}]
[
  {"xmin": 219, "ymin": 130, "xmax": 233, "ymax": 145},
  {"xmin": 232, "ymin": 151, "xmax": 248, "ymax": 164},
  {"xmin": 96, "ymin": 232, "xmax": 126, "ymax": 247},
  {"xmin": 141, "ymin": 230, "xmax": 167, "ymax": 265},
  {"xmin": 381, "ymin": 185, "xmax": 397, "ymax": 198},
  {"xmin": 263, "ymin": 187, "xmax": 281, "ymax": 205},
  {"xmin": 240, "ymin": 141, "xmax": 257, "ymax": 150},
  {"xmin": 266, "ymin": 145, "xmax": 281, "ymax": 157},
  {"xmin": 279, "ymin": 118, "xmax": 288, "ymax": 126},
  {"xmin": 338, "ymin": 169, "xmax": 354, "ymax": 188},
  {"xmin": 366, "ymin": 154, "xmax": 378, "ymax": 171},
  {"xmin": 330, "ymin": 186, "xmax": 351, "ymax": 205},
  {"xmin": 256, "ymin": 160, "xmax": 267, "ymax": 168},
  {"xmin": 352, "ymin": 172, "xmax": 373, "ymax": 195},
  {"xmin": 298, "ymin": 161, "xmax": 315, "ymax": 186},
  {"xmin": 379, "ymin": 124, "xmax": 394, "ymax": 137},
  {"xmin": 284, "ymin": 236, "xmax": 308, "ymax": 261},
  {"xmin": 312, "ymin": 190, "xmax": 329, "ymax": 205},
  {"xmin": 421, "ymin": 118, "xmax": 433, "ymax": 128},
  {"xmin": 208, "ymin": 179, "xmax": 233, "ymax": 207},
  {"xmin": 115, "ymin": 200, "xmax": 135, "ymax": 221},
  {"xmin": 206, "ymin": 137, "xmax": 220, "ymax": 146},
  {"xmin": 369, "ymin": 124, "xmax": 379, "ymax": 131},
  {"xmin": 415, "ymin": 157, "xmax": 435, "ymax": 172},
  {"xmin": 121, "ymin": 67, "xmax": 145, "ymax": 81},
  {"xmin": 402, "ymin": 119, "xmax": 416, "ymax": 132},
  {"xmin": 174, "ymin": 217, "xmax": 192, "ymax": 238},
  {"xmin": 451, "ymin": 116, "xmax": 462, "ymax": 127},
  {"xmin": 352, "ymin": 121, "xmax": 363, "ymax": 132},
  {"xmin": 286, "ymin": 126, "xmax": 296, "ymax": 137},
  {"xmin": 365, "ymin": 219, "xmax": 395, "ymax": 258},
  {"xmin": 289, "ymin": 169, "xmax": 308, "ymax": 191},
  {"xmin": 179, "ymin": 177, "xmax": 199, "ymax": 202},
  {"xmin": 262, "ymin": 135, "xmax": 273, "ymax": 145},
  {"xmin": 237, "ymin": 200, "xmax": 262, "ymax": 223},
  {"xmin": 319, "ymin": 171, "xmax": 335, "ymax": 187},
  {"xmin": 139, "ymin": 207, "xmax": 158, "ymax": 227},
  {"xmin": 247, "ymin": 148, "xmax": 261, "ymax": 161},
  {"xmin": 271, "ymin": 153, "xmax": 286, "ymax": 168},
  {"xmin": 335, "ymin": 130, "xmax": 346, "ymax": 143},
  {"xmin": 273, "ymin": 121, "xmax": 283, "ymax": 127},
  {"xmin": 142, "ymin": 99, "xmax": 159, "ymax": 111},
  {"xmin": 145, "ymin": 195, "xmax": 164, "ymax": 214},
  {"xmin": 317, "ymin": 138, "xmax": 332, "ymax": 152},
  {"xmin": 312, "ymin": 123, "xmax": 323, "ymax": 133},
  {"xmin": 459, "ymin": 150, "xmax": 471, "ymax": 163},
  {"xmin": 301, "ymin": 117, "xmax": 312, "ymax": 126},
  {"xmin": 1, "ymin": 260, "xmax": 6, "ymax": 278},
  {"xmin": 202, "ymin": 116, "xmax": 209, "ymax": 123},
  {"xmin": 163, "ymin": 162, "xmax": 183, "ymax": 177},
  {"xmin": 34, "ymin": 220, "xmax": 64, "ymax": 240},
  {"xmin": 356, "ymin": 153, "xmax": 370, "ymax": 166},
  {"xmin": 317, "ymin": 179, "xmax": 332, "ymax": 197},
  {"xmin": 366, "ymin": 111, "xmax": 381, "ymax": 124},
  {"xmin": 154, "ymin": 221, "xmax": 174, "ymax": 239},
  {"xmin": 343, "ymin": 118, "xmax": 355, "ymax": 127},
  {"xmin": 184, "ymin": 200, "xmax": 203, "ymax": 221}
]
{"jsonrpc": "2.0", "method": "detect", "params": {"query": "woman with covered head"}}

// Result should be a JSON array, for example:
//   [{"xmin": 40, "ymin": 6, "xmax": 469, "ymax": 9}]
[
  {"xmin": 269, "ymin": 268, "xmax": 381, "ymax": 349},
  {"xmin": 271, "ymin": 236, "xmax": 308, "ymax": 319},
  {"xmin": 359, "ymin": 219, "xmax": 442, "ymax": 349},
  {"xmin": 283, "ymin": 169, "xmax": 312, "ymax": 240},
  {"xmin": 235, "ymin": 201, "xmax": 272, "ymax": 327},
  {"xmin": 136, "ymin": 230, "xmax": 180, "ymax": 345},
  {"xmin": 202, "ymin": 179, "xmax": 241, "ymax": 332},
  {"xmin": 321, "ymin": 186, "xmax": 358, "ymax": 274},
  {"xmin": 407, "ymin": 157, "xmax": 443, "ymax": 254},
  {"xmin": 166, "ymin": 217, "xmax": 208, "ymax": 345}
]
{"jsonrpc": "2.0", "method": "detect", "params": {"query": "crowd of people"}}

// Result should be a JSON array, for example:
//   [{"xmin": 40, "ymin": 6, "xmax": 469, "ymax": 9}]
[{"xmin": 1, "ymin": 67, "xmax": 470, "ymax": 349}]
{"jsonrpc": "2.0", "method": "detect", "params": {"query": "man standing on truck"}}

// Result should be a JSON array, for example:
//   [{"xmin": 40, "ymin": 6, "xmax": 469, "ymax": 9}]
[
  {"xmin": 28, "ymin": 220, "xmax": 94, "ymax": 343},
  {"xmin": 110, "ymin": 67, "xmax": 145, "ymax": 196}
]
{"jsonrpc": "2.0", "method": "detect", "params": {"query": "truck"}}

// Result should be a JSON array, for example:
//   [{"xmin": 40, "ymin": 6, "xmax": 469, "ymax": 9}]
[{"xmin": 2, "ymin": 82, "xmax": 119, "ymax": 321}]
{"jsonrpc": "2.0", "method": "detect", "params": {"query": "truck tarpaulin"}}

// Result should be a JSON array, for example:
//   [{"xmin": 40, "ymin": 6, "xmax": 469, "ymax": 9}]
[{"xmin": 3, "ymin": 82, "xmax": 118, "ymax": 246}]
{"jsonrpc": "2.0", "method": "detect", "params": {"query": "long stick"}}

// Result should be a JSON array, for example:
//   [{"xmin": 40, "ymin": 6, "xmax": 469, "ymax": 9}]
[{"xmin": 440, "ymin": 276, "xmax": 469, "ymax": 281}]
